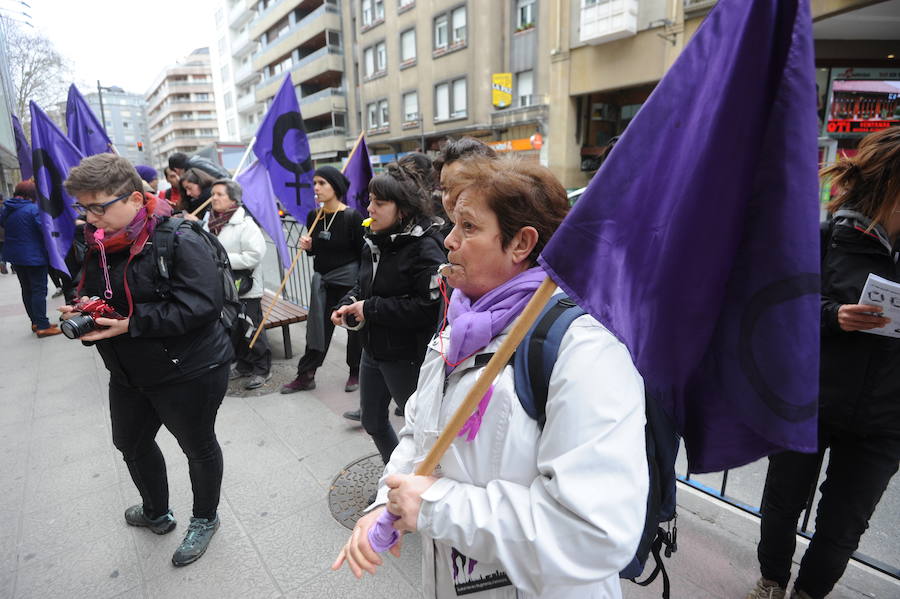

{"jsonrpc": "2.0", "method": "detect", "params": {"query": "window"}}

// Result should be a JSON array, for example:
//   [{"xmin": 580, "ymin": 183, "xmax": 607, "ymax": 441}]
[
  {"xmin": 367, "ymin": 100, "xmax": 388, "ymax": 129},
  {"xmin": 364, "ymin": 47, "xmax": 375, "ymax": 76},
  {"xmin": 403, "ymin": 91, "xmax": 418, "ymax": 121},
  {"xmin": 451, "ymin": 7, "xmax": 466, "ymax": 44},
  {"xmin": 376, "ymin": 41, "xmax": 386, "ymax": 72},
  {"xmin": 434, "ymin": 14, "xmax": 448, "ymax": 49},
  {"xmin": 221, "ymin": 65, "xmax": 229, "ymax": 82},
  {"xmin": 516, "ymin": 70, "xmax": 533, "ymax": 107},
  {"xmin": 224, "ymin": 91, "xmax": 233, "ymax": 109},
  {"xmin": 399, "ymin": 0, "xmax": 414, "ymax": 7},
  {"xmin": 218, "ymin": 36, "xmax": 226, "ymax": 55},
  {"xmin": 227, "ymin": 119, "xmax": 236, "ymax": 136},
  {"xmin": 195, "ymin": 92, "xmax": 211, "ymax": 101},
  {"xmin": 367, "ymin": 102, "xmax": 378, "ymax": 128},
  {"xmin": 435, "ymin": 77, "xmax": 466, "ymax": 121},
  {"xmin": 517, "ymin": 0, "xmax": 535, "ymax": 29},
  {"xmin": 362, "ymin": 0, "xmax": 373, "ymax": 25},
  {"xmin": 379, "ymin": 99, "xmax": 389, "ymax": 127},
  {"xmin": 375, "ymin": 0, "xmax": 384, "ymax": 20},
  {"xmin": 400, "ymin": 29, "xmax": 416, "ymax": 63},
  {"xmin": 122, "ymin": 121, "xmax": 130, "ymax": 128}
]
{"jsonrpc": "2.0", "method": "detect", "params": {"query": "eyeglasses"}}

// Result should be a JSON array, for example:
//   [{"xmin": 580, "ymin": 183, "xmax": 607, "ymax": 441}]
[{"xmin": 72, "ymin": 191, "xmax": 134, "ymax": 217}]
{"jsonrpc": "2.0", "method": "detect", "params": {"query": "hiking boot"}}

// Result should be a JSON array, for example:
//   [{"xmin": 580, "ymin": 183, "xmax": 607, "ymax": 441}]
[
  {"xmin": 124, "ymin": 505, "xmax": 176, "ymax": 535},
  {"xmin": 229, "ymin": 366, "xmax": 250, "ymax": 380},
  {"xmin": 244, "ymin": 372, "xmax": 272, "ymax": 390},
  {"xmin": 343, "ymin": 409, "xmax": 361, "ymax": 422},
  {"xmin": 280, "ymin": 373, "xmax": 316, "ymax": 394},
  {"xmin": 35, "ymin": 325, "xmax": 63, "ymax": 338},
  {"xmin": 746, "ymin": 577, "xmax": 786, "ymax": 599},
  {"xmin": 344, "ymin": 374, "xmax": 359, "ymax": 392},
  {"xmin": 171, "ymin": 515, "xmax": 220, "ymax": 567}
]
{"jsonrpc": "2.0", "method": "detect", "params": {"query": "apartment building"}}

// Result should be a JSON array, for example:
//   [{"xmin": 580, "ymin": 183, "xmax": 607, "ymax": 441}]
[
  {"xmin": 145, "ymin": 48, "xmax": 220, "ymax": 172},
  {"xmin": 212, "ymin": 0, "xmax": 261, "ymax": 143},
  {"xmin": 344, "ymin": 0, "xmax": 550, "ymax": 164}
]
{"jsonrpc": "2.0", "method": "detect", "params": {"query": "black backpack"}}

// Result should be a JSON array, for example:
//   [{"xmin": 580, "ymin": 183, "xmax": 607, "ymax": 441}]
[
  {"xmin": 512, "ymin": 295, "xmax": 680, "ymax": 599},
  {"xmin": 152, "ymin": 217, "xmax": 243, "ymax": 335}
]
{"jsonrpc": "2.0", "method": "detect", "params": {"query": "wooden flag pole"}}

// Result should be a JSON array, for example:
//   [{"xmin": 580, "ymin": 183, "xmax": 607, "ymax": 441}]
[
  {"xmin": 247, "ymin": 207, "xmax": 326, "ymax": 349},
  {"xmin": 232, "ymin": 137, "xmax": 256, "ymax": 179},
  {"xmin": 342, "ymin": 131, "xmax": 365, "ymax": 175},
  {"xmin": 188, "ymin": 197, "xmax": 213, "ymax": 217},
  {"xmin": 414, "ymin": 277, "xmax": 557, "ymax": 476}
]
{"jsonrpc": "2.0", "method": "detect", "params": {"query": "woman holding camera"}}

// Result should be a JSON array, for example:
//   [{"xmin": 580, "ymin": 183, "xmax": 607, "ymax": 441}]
[
  {"xmin": 60, "ymin": 154, "xmax": 233, "ymax": 567},
  {"xmin": 332, "ymin": 162, "xmax": 446, "ymax": 464}
]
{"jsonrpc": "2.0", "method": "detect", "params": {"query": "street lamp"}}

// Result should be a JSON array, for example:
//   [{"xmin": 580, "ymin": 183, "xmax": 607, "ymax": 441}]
[{"xmin": 96, "ymin": 80, "xmax": 115, "ymax": 125}]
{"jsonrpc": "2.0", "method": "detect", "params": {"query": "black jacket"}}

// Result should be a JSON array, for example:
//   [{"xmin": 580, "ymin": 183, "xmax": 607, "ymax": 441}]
[
  {"xmin": 820, "ymin": 210, "xmax": 900, "ymax": 437},
  {"xmin": 187, "ymin": 155, "xmax": 230, "ymax": 180},
  {"xmin": 79, "ymin": 221, "xmax": 234, "ymax": 388},
  {"xmin": 339, "ymin": 218, "xmax": 446, "ymax": 362}
]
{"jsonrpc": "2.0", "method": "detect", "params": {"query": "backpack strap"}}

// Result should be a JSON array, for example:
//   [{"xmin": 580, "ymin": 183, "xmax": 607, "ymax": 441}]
[
  {"xmin": 513, "ymin": 295, "xmax": 586, "ymax": 430},
  {"xmin": 153, "ymin": 216, "xmax": 184, "ymax": 297}
]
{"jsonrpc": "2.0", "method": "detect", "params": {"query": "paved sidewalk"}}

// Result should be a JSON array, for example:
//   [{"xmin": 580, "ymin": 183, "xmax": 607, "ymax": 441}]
[{"xmin": 0, "ymin": 272, "xmax": 896, "ymax": 598}]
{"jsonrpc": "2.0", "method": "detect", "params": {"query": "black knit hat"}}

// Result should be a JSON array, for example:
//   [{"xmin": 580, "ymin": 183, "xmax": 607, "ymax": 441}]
[{"xmin": 314, "ymin": 165, "xmax": 350, "ymax": 200}]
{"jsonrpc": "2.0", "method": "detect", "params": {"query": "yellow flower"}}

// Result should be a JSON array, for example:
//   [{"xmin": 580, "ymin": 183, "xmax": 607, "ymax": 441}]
[{"xmin": 362, "ymin": 217, "xmax": 373, "ymax": 227}]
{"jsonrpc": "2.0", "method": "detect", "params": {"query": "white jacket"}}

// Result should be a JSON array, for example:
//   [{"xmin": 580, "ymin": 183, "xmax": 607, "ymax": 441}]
[
  {"xmin": 376, "ymin": 306, "xmax": 649, "ymax": 598},
  {"xmin": 207, "ymin": 206, "xmax": 267, "ymax": 299}
]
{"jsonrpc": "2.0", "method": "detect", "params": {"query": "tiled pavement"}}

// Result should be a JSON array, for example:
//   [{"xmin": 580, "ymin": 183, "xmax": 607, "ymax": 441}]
[{"xmin": 0, "ymin": 272, "xmax": 896, "ymax": 598}]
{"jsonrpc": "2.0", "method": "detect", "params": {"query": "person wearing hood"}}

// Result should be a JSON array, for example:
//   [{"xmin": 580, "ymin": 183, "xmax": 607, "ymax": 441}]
[
  {"xmin": 135, "ymin": 165, "xmax": 159, "ymax": 192},
  {"xmin": 0, "ymin": 180, "xmax": 62, "ymax": 337},
  {"xmin": 331, "ymin": 161, "xmax": 446, "ymax": 464}
]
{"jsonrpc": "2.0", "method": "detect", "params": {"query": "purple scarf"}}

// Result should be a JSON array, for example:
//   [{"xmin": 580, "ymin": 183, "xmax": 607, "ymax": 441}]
[{"xmin": 446, "ymin": 266, "xmax": 546, "ymax": 369}]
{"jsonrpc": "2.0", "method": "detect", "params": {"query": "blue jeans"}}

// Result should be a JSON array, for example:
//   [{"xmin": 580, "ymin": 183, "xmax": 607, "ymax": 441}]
[
  {"xmin": 14, "ymin": 264, "xmax": 50, "ymax": 330},
  {"xmin": 359, "ymin": 350, "xmax": 420, "ymax": 463}
]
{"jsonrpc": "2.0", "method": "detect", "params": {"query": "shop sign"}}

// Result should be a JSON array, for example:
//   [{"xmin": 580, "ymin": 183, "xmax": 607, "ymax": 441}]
[
  {"xmin": 492, "ymin": 73, "xmax": 513, "ymax": 108},
  {"xmin": 826, "ymin": 120, "xmax": 899, "ymax": 134},
  {"xmin": 488, "ymin": 137, "xmax": 542, "ymax": 152}
]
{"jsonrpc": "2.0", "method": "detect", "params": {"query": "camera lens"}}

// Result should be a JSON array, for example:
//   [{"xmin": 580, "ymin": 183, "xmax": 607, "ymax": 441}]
[{"xmin": 60, "ymin": 314, "xmax": 97, "ymax": 339}]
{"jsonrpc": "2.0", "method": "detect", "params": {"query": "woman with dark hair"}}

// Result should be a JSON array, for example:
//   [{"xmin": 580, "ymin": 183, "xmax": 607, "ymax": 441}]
[
  {"xmin": 60, "ymin": 153, "xmax": 234, "ymax": 567},
  {"xmin": 281, "ymin": 166, "xmax": 365, "ymax": 395},
  {"xmin": 0, "ymin": 180, "xmax": 62, "ymax": 336},
  {"xmin": 331, "ymin": 161, "xmax": 446, "ymax": 463},
  {"xmin": 162, "ymin": 167, "xmax": 185, "ymax": 211},
  {"xmin": 747, "ymin": 127, "xmax": 900, "ymax": 599},
  {"xmin": 333, "ymin": 156, "xmax": 648, "ymax": 598},
  {"xmin": 181, "ymin": 167, "xmax": 217, "ymax": 217}
]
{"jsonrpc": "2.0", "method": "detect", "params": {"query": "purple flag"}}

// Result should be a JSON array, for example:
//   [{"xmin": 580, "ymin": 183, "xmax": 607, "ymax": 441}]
[
  {"xmin": 66, "ymin": 84, "xmax": 114, "ymax": 157},
  {"xmin": 539, "ymin": 0, "xmax": 820, "ymax": 473},
  {"xmin": 30, "ymin": 101, "xmax": 84, "ymax": 276},
  {"xmin": 12, "ymin": 115, "xmax": 33, "ymax": 180},
  {"xmin": 252, "ymin": 75, "xmax": 314, "ymax": 223},
  {"xmin": 236, "ymin": 160, "xmax": 292, "ymax": 269},
  {"xmin": 343, "ymin": 134, "xmax": 373, "ymax": 211}
]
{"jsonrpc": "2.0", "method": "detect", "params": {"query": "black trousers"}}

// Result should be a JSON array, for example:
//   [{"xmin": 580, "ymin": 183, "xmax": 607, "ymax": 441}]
[
  {"xmin": 14, "ymin": 264, "xmax": 50, "ymax": 330},
  {"xmin": 359, "ymin": 350, "xmax": 420, "ymax": 463},
  {"xmin": 757, "ymin": 428, "xmax": 900, "ymax": 598},
  {"xmin": 296, "ymin": 283, "xmax": 362, "ymax": 376},
  {"xmin": 234, "ymin": 297, "xmax": 271, "ymax": 376},
  {"xmin": 109, "ymin": 364, "xmax": 229, "ymax": 520}
]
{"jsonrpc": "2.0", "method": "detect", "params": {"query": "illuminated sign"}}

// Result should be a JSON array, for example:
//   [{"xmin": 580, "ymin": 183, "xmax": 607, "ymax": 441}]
[
  {"xmin": 826, "ymin": 120, "xmax": 899, "ymax": 134},
  {"xmin": 492, "ymin": 73, "xmax": 512, "ymax": 108},
  {"xmin": 488, "ymin": 137, "xmax": 543, "ymax": 152}
]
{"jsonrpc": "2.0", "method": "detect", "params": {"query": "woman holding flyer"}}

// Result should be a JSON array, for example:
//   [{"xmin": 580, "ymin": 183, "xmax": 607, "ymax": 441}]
[{"xmin": 747, "ymin": 127, "xmax": 900, "ymax": 599}]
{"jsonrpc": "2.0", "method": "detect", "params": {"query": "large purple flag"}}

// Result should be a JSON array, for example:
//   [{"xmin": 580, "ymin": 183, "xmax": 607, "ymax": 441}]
[
  {"xmin": 66, "ymin": 84, "xmax": 114, "ymax": 157},
  {"xmin": 236, "ymin": 160, "xmax": 291, "ymax": 269},
  {"xmin": 343, "ymin": 133, "xmax": 373, "ymax": 212},
  {"xmin": 539, "ymin": 0, "xmax": 820, "ymax": 473},
  {"xmin": 252, "ymin": 75, "xmax": 314, "ymax": 223},
  {"xmin": 12, "ymin": 115, "xmax": 33, "ymax": 180},
  {"xmin": 30, "ymin": 101, "xmax": 84, "ymax": 276}
]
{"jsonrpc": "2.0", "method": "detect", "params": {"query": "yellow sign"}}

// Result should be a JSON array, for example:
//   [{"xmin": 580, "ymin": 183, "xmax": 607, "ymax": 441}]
[{"xmin": 492, "ymin": 73, "xmax": 512, "ymax": 108}]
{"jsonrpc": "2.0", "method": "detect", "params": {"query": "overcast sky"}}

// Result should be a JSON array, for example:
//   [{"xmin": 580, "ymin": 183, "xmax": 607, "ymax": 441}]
[{"xmin": 25, "ymin": 0, "xmax": 219, "ymax": 96}]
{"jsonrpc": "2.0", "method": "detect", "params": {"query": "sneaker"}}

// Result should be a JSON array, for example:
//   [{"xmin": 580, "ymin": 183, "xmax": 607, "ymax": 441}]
[
  {"xmin": 746, "ymin": 577, "xmax": 786, "ymax": 599},
  {"xmin": 280, "ymin": 374, "xmax": 316, "ymax": 394},
  {"xmin": 344, "ymin": 374, "xmax": 359, "ymax": 392},
  {"xmin": 244, "ymin": 372, "xmax": 272, "ymax": 390},
  {"xmin": 343, "ymin": 409, "xmax": 361, "ymax": 422},
  {"xmin": 124, "ymin": 505, "xmax": 176, "ymax": 535},
  {"xmin": 171, "ymin": 515, "xmax": 220, "ymax": 567},
  {"xmin": 35, "ymin": 325, "xmax": 63, "ymax": 338},
  {"xmin": 229, "ymin": 366, "xmax": 250, "ymax": 380}
]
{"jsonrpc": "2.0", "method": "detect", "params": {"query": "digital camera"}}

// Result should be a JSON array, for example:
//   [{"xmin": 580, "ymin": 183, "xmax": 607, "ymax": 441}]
[{"xmin": 60, "ymin": 297, "xmax": 124, "ymax": 339}]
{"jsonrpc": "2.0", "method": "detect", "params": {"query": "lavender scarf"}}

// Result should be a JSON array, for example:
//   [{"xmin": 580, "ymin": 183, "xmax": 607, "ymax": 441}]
[{"xmin": 446, "ymin": 266, "xmax": 546, "ymax": 369}]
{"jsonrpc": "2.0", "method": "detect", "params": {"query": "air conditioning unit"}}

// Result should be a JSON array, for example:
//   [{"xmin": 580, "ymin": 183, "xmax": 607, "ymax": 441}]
[{"xmin": 579, "ymin": 0, "xmax": 638, "ymax": 45}]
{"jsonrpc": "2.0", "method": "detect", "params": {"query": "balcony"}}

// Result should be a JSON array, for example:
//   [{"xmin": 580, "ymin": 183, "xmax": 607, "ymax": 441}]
[
  {"xmin": 308, "ymin": 127, "xmax": 347, "ymax": 158},
  {"xmin": 490, "ymin": 95, "xmax": 548, "ymax": 129},
  {"xmin": 684, "ymin": 0, "xmax": 716, "ymax": 17},
  {"xmin": 299, "ymin": 87, "xmax": 345, "ymax": 118},
  {"xmin": 229, "ymin": 0, "xmax": 254, "ymax": 28},
  {"xmin": 237, "ymin": 91, "xmax": 258, "ymax": 114},
  {"xmin": 579, "ymin": 0, "xmax": 638, "ymax": 45},
  {"xmin": 234, "ymin": 60, "xmax": 260, "ymax": 87},
  {"xmin": 253, "ymin": 4, "xmax": 341, "ymax": 74},
  {"xmin": 232, "ymin": 28, "xmax": 257, "ymax": 59},
  {"xmin": 250, "ymin": 0, "xmax": 298, "ymax": 41},
  {"xmin": 255, "ymin": 46, "xmax": 343, "ymax": 102}
]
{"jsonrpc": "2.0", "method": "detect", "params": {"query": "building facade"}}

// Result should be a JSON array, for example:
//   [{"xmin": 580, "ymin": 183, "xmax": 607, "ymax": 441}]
[
  {"xmin": 145, "ymin": 48, "xmax": 220, "ymax": 172},
  {"xmin": 344, "ymin": 0, "xmax": 550, "ymax": 165},
  {"xmin": 0, "ymin": 18, "xmax": 20, "ymax": 193},
  {"xmin": 83, "ymin": 86, "xmax": 153, "ymax": 168}
]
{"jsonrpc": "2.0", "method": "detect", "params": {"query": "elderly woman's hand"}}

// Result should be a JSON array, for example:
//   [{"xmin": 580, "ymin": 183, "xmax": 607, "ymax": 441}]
[
  {"xmin": 837, "ymin": 303, "xmax": 891, "ymax": 332},
  {"xmin": 331, "ymin": 506, "xmax": 404, "ymax": 577},
  {"xmin": 385, "ymin": 474, "xmax": 438, "ymax": 533}
]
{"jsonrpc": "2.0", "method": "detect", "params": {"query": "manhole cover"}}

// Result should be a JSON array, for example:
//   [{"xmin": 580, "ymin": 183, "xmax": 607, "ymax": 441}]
[{"xmin": 328, "ymin": 453, "xmax": 384, "ymax": 530}]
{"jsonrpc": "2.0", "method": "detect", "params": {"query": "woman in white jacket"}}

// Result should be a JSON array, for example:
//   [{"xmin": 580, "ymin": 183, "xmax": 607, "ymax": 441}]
[
  {"xmin": 333, "ymin": 157, "xmax": 649, "ymax": 598},
  {"xmin": 204, "ymin": 179, "xmax": 271, "ymax": 389}
]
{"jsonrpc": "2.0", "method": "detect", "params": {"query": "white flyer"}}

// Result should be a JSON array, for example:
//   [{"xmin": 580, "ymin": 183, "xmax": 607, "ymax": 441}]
[{"xmin": 858, "ymin": 273, "xmax": 900, "ymax": 338}]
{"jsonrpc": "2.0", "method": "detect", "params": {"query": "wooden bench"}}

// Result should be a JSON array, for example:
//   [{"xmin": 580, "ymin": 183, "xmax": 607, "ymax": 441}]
[{"xmin": 259, "ymin": 289, "xmax": 308, "ymax": 359}]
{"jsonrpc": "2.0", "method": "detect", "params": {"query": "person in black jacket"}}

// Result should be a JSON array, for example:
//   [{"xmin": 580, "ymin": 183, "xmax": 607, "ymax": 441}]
[
  {"xmin": 168, "ymin": 151, "xmax": 231, "ymax": 180},
  {"xmin": 60, "ymin": 154, "xmax": 234, "ymax": 568},
  {"xmin": 748, "ymin": 127, "xmax": 900, "ymax": 599},
  {"xmin": 180, "ymin": 168, "xmax": 216, "ymax": 218},
  {"xmin": 332, "ymin": 162, "xmax": 446, "ymax": 463}
]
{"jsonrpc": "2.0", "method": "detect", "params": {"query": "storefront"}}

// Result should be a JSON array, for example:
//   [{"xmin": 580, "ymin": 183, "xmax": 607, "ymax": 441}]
[{"xmin": 819, "ymin": 67, "xmax": 900, "ymax": 157}]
